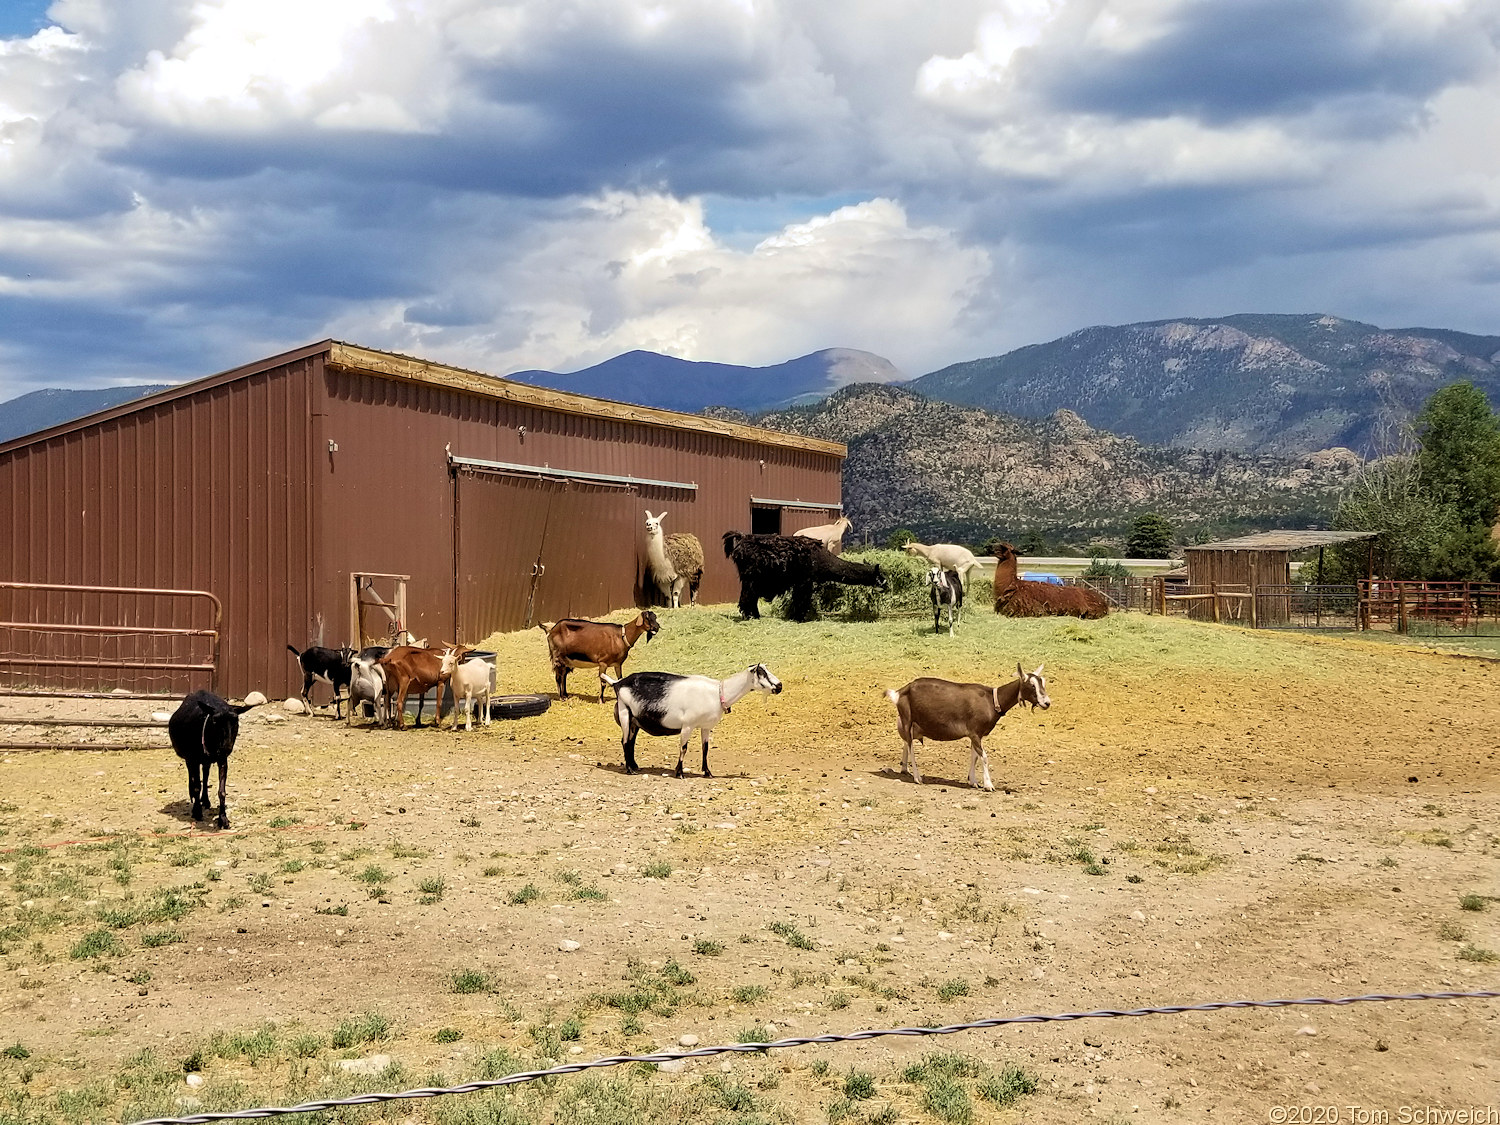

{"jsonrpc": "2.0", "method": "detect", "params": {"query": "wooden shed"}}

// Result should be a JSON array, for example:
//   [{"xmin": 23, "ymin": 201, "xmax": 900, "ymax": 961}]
[{"xmin": 1181, "ymin": 530, "xmax": 1375, "ymax": 624}]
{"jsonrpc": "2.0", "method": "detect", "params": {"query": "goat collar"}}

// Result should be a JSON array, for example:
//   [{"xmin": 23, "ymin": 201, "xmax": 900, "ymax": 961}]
[{"xmin": 720, "ymin": 686, "xmax": 731, "ymax": 714}]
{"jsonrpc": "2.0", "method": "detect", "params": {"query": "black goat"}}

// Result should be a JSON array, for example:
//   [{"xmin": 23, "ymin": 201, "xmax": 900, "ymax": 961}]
[
  {"xmin": 286, "ymin": 644, "xmax": 354, "ymax": 717},
  {"xmin": 168, "ymin": 691, "xmax": 258, "ymax": 829},
  {"xmin": 722, "ymin": 531, "xmax": 887, "ymax": 621}
]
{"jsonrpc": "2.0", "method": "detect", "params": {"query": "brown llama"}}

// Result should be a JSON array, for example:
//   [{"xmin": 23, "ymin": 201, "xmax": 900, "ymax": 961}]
[{"xmin": 991, "ymin": 542, "xmax": 1109, "ymax": 619}]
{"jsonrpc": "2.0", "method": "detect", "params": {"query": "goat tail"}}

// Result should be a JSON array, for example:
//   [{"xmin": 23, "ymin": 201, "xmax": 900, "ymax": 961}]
[
  {"xmin": 286, "ymin": 644, "xmax": 301, "ymax": 657},
  {"xmin": 883, "ymin": 688, "xmax": 900, "ymax": 705}
]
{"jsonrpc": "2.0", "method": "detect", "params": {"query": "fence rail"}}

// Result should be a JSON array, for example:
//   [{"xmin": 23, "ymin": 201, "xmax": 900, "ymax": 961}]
[{"xmin": 0, "ymin": 581, "xmax": 221, "ymax": 701}]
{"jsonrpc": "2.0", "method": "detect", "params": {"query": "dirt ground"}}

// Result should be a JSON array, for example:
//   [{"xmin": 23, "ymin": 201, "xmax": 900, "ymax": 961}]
[{"xmin": 1, "ymin": 610, "xmax": 1497, "ymax": 1125}]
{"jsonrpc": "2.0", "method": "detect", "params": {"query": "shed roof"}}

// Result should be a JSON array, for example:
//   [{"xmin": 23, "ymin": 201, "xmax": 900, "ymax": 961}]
[
  {"xmin": 0, "ymin": 340, "xmax": 847, "ymax": 459},
  {"xmin": 1184, "ymin": 530, "xmax": 1377, "ymax": 552}
]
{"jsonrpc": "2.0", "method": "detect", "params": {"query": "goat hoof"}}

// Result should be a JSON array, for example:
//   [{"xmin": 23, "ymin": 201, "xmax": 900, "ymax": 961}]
[
  {"xmin": 702, "ymin": 769, "xmax": 713, "ymax": 779},
  {"xmin": 217, "ymin": 816, "xmax": 230, "ymax": 830}
]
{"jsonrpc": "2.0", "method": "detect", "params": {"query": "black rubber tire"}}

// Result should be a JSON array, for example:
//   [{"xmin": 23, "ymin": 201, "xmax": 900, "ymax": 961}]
[{"xmin": 489, "ymin": 694, "xmax": 551, "ymax": 720}]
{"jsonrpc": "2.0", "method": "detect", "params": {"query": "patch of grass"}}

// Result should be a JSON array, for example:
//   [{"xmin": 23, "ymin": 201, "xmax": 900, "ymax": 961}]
[
  {"xmin": 735, "ymin": 1025, "xmax": 772, "ymax": 1047},
  {"xmin": 979, "ymin": 1062, "xmax": 1038, "ymax": 1105},
  {"xmin": 168, "ymin": 847, "xmax": 206, "ymax": 867},
  {"xmin": 1, "ymin": 1044, "xmax": 30, "ymax": 1060},
  {"xmin": 450, "ymin": 968, "xmax": 492, "ymax": 994},
  {"xmin": 356, "ymin": 864, "xmax": 391, "ymax": 885},
  {"xmin": 417, "ymin": 876, "xmax": 445, "ymax": 904},
  {"xmin": 1437, "ymin": 920, "xmax": 1467, "ymax": 941},
  {"xmin": 731, "ymin": 984, "xmax": 768, "ymax": 1004},
  {"xmin": 314, "ymin": 903, "xmax": 349, "ymax": 916},
  {"xmin": 482, "ymin": 866, "xmax": 503, "ymax": 877},
  {"xmin": 936, "ymin": 978, "xmax": 970, "ymax": 1001},
  {"xmin": 659, "ymin": 959, "xmax": 695, "ymax": 986},
  {"xmin": 768, "ymin": 920, "xmax": 814, "ymax": 950},
  {"xmin": 828, "ymin": 991, "xmax": 851, "ymax": 1010},
  {"xmin": 140, "ymin": 929, "xmax": 183, "ymax": 948},
  {"xmin": 289, "ymin": 1034, "xmax": 324, "ymax": 1057},
  {"xmin": 571, "ymin": 884, "xmax": 608, "ymax": 903},
  {"xmin": 558, "ymin": 1016, "xmax": 583, "ymax": 1042},
  {"xmin": 459, "ymin": 815, "xmax": 481, "ymax": 828},
  {"xmin": 691, "ymin": 938, "xmax": 724, "ymax": 956},
  {"xmin": 268, "ymin": 816, "xmax": 301, "ymax": 829},
  {"xmin": 1379, "ymin": 856, "xmax": 1399, "ymax": 867},
  {"xmin": 70, "ymin": 929, "xmax": 124, "ymax": 960},
  {"xmin": 280, "ymin": 859, "xmax": 305, "ymax": 874},
  {"xmin": 330, "ymin": 1011, "xmax": 391, "ymax": 1048},
  {"xmin": 1459, "ymin": 894, "xmax": 1488, "ymax": 912},
  {"xmin": 921, "ymin": 1076, "xmax": 972, "ymax": 1124},
  {"xmin": 508, "ymin": 883, "xmax": 541, "ymax": 905},
  {"xmin": 388, "ymin": 841, "xmax": 428, "ymax": 859},
  {"xmin": 181, "ymin": 1048, "xmax": 207, "ymax": 1073},
  {"xmin": 844, "ymin": 1070, "xmax": 876, "ymax": 1100},
  {"xmin": 1458, "ymin": 944, "xmax": 1499, "ymax": 963},
  {"xmin": 212, "ymin": 1023, "xmax": 280, "ymax": 1063},
  {"xmin": 642, "ymin": 861, "xmax": 672, "ymax": 879},
  {"xmin": 435, "ymin": 1027, "xmax": 463, "ymax": 1044}
]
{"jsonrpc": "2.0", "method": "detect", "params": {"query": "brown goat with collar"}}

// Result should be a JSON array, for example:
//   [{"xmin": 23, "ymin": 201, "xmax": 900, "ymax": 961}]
[{"xmin": 885, "ymin": 664, "xmax": 1050, "ymax": 791}]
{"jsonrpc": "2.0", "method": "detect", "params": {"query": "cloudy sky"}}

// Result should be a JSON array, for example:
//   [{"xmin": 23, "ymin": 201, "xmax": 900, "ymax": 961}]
[{"xmin": 1, "ymin": 0, "xmax": 1498, "ymax": 400}]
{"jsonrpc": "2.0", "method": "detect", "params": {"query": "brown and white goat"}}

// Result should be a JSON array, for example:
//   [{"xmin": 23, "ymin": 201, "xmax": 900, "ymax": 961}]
[
  {"xmin": 376, "ymin": 643, "xmax": 471, "ymax": 729},
  {"xmin": 884, "ymin": 663, "xmax": 1050, "ymax": 791},
  {"xmin": 991, "ymin": 542, "xmax": 1109, "ymax": 619},
  {"xmin": 542, "ymin": 611, "xmax": 660, "ymax": 701}
]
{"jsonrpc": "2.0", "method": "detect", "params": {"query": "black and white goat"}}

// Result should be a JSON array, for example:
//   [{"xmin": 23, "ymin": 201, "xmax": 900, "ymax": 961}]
[
  {"xmin": 603, "ymin": 664, "xmax": 783, "ymax": 778},
  {"xmin": 286, "ymin": 643, "xmax": 354, "ymax": 717},
  {"xmin": 926, "ymin": 564, "xmax": 964, "ymax": 635},
  {"xmin": 168, "ymin": 690, "xmax": 261, "ymax": 828}
]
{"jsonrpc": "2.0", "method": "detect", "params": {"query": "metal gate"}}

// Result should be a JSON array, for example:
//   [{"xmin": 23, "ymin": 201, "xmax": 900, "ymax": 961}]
[{"xmin": 0, "ymin": 581, "xmax": 222, "ymax": 750}]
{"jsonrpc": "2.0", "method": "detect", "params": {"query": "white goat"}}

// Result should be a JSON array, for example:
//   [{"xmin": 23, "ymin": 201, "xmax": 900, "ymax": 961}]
[
  {"xmin": 449, "ymin": 655, "xmax": 495, "ymax": 731},
  {"xmin": 926, "ymin": 564, "xmax": 963, "ymax": 635},
  {"xmin": 903, "ymin": 542, "xmax": 983, "ymax": 588},
  {"xmin": 603, "ymin": 664, "xmax": 783, "ymax": 778},
  {"xmin": 794, "ymin": 515, "xmax": 852, "ymax": 553},
  {"xmin": 346, "ymin": 656, "xmax": 387, "ymax": 728}
]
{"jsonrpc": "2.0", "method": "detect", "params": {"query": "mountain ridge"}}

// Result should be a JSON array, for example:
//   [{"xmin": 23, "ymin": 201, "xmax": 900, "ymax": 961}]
[{"xmin": 909, "ymin": 313, "xmax": 1500, "ymax": 457}]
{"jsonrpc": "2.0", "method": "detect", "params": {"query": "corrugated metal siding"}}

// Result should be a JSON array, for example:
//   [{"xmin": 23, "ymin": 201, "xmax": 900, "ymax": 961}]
[
  {"xmin": 314, "ymin": 365, "xmax": 842, "ymax": 641},
  {"xmin": 0, "ymin": 360, "xmax": 314, "ymax": 696}
]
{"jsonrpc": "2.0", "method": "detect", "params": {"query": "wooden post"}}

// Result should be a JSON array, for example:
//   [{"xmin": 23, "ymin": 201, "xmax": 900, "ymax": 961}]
[
  {"xmin": 1211, "ymin": 582, "xmax": 1220, "ymax": 624},
  {"xmin": 1250, "ymin": 586, "xmax": 1258, "ymax": 629},
  {"xmin": 1397, "ymin": 583, "xmax": 1407, "ymax": 634},
  {"xmin": 348, "ymin": 575, "xmax": 361, "ymax": 649}
]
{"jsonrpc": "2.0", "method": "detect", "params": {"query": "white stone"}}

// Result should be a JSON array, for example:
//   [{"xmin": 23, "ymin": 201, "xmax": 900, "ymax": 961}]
[
  {"xmin": 678, "ymin": 1034, "xmax": 699, "ymax": 1047},
  {"xmin": 559, "ymin": 939, "xmax": 581, "ymax": 953},
  {"xmin": 1145, "ymin": 786, "xmax": 1157, "ymax": 795},
  {"xmin": 1296, "ymin": 1026, "xmax": 1317, "ymax": 1036},
  {"xmin": 244, "ymin": 691, "xmax": 267, "ymax": 706},
  {"xmin": 938, "ymin": 931, "xmax": 954, "ymax": 941},
  {"xmin": 283, "ymin": 698, "xmax": 307, "ymax": 714},
  {"xmin": 338, "ymin": 1055, "xmax": 392, "ymax": 1076},
  {"xmin": 658, "ymin": 1059, "xmax": 688, "ymax": 1074},
  {"xmin": 184, "ymin": 1074, "xmax": 204, "ymax": 1088},
  {"xmin": 264, "ymin": 712, "xmax": 287, "ymax": 723},
  {"xmin": 1130, "ymin": 910, "xmax": 1146, "ymax": 921}
]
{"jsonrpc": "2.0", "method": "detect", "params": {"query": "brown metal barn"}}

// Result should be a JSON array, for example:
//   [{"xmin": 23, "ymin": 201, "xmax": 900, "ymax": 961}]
[{"xmin": 0, "ymin": 341, "xmax": 845, "ymax": 697}]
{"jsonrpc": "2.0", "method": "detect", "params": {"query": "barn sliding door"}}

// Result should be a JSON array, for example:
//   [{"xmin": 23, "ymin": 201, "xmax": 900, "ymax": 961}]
[{"xmin": 455, "ymin": 472, "xmax": 637, "ymax": 640}]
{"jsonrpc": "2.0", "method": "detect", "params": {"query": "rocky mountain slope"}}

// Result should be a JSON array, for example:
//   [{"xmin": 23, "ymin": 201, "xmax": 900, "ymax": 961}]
[
  {"xmin": 751, "ymin": 384, "xmax": 1363, "ymax": 545},
  {"xmin": 508, "ymin": 347, "xmax": 903, "ymax": 413},
  {"xmin": 0, "ymin": 385, "xmax": 173, "ymax": 445},
  {"xmin": 909, "ymin": 314, "xmax": 1500, "ymax": 457}
]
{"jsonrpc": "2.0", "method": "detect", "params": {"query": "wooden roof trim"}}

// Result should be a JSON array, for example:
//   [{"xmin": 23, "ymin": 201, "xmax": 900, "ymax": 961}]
[{"xmin": 326, "ymin": 342, "xmax": 847, "ymax": 459}]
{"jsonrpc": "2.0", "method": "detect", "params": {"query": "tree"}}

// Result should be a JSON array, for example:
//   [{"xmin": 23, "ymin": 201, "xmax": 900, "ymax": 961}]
[
  {"xmin": 885, "ymin": 528, "xmax": 917, "ymax": 550},
  {"xmin": 1125, "ymin": 512, "xmax": 1175, "ymax": 559},
  {"xmin": 1018, "ymin": 529, "xmax": 1047, "ymax": 555},
  {"xmin": 1328, "ymin": 455, "xmax": 1454, "ymax": 580},
  {"xmin": 1082, "ymin": 547, "xmax": 1130, "ymax": 580},
  {"xmin": 1415, "ymin": 382, "xmax": 1500, "ymax": 529}
]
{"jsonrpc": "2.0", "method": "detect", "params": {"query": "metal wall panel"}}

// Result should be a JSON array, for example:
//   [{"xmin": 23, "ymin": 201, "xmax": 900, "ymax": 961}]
[
  {"xmin": 314, "ymin": 364, "xmax": 843, "ymax": 644},
  {"xmin": 0, "ymin": 356, "xmax": 316, "ymax": 696}
]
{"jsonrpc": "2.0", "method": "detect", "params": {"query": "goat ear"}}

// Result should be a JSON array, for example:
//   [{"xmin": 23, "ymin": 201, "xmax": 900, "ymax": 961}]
[
  {"xmin": 1033, "ymin": 663, "xmax": 1044, "ymax": 676},
  {"xmin": 1017, "ymin": 662, "xmax": 1025, "ymax": 679}
]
